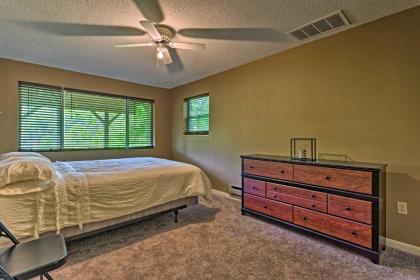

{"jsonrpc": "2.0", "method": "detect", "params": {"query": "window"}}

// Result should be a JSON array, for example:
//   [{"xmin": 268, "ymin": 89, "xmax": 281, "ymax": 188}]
[
  {"xmin": 19, "ymin": 84, "xmax": 62, "ymax": 151},
  {"xmin": 19, "ymin": 82, "xmax": 154, "ymax": 151},
  {"xmin": 128, "ymin": 99, "xmax": 154, "ymax": 148},
  {"xmin": 185, "ymin": 94, "xmax": 210, "ymax": 135}
]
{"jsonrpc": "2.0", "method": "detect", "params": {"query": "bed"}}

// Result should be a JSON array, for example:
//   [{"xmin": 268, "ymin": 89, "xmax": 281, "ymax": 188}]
[{"xmin": 0, "ymin": 156, "xmax": 212, "ymax": 241}]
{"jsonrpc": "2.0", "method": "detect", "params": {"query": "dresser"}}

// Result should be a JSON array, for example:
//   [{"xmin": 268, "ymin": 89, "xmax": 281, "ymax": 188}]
[{"xmin": 241, "ymin": 154, "xmax": 386, "ymax": 263}]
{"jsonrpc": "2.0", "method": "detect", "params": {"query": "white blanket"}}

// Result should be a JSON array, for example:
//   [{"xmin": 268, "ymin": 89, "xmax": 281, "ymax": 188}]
[{"xmin": 0, "ymin": 157, "xmax": 212, "ymax": 238}]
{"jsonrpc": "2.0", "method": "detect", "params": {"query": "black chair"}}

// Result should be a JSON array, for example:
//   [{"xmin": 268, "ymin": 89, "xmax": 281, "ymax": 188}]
[{"xmin": 0, "ymin": 222, "xmax": 67, "ymax": 280}]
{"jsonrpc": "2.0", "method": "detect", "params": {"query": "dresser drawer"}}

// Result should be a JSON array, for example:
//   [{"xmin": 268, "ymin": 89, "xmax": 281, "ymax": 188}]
[
  {"xmin": 243, "ymin": 178, "xmax": 266, "ymax": 197},
  {"xmin": 294, "ymin": 165, "xmax": 372, "ymax": 194},
  {"xmin": 244, "ymin": 193, "xmax": 293, "ymax": 222},
  {"xmin": 243, "ymin": 159, "xmax": 293, "ymax": 181},
  {"xmin": 294, "ymin": 207, "xmax": 372, "ymax": 249},
  {"xmin": 267, "ymin": 191, "xmax": 327, "ymax": 213},
  {"xmin": 266, "ymin": 183, "xmax": 327, "ymax": 203},
  {"xmin": 328, "ymin": 195, "xmax": 372, "ymax": 225}
]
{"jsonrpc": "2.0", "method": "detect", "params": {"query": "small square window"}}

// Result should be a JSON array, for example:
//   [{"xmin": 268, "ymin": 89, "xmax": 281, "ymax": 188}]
[{"xmin": 185, "ymin": 93, "xmax": 209, "ymax": 135}]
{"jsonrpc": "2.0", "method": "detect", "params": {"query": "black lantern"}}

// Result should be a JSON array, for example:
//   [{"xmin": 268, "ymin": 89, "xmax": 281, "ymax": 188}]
[{"xmin": 291, "ymin": 138, "xmax": 316, "ymax": 161}]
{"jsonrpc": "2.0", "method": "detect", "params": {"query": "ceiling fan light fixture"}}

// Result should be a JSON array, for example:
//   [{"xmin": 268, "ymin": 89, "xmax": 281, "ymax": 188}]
[
  {"xmin": 156, "ymin": 44, "xmax": 165, "ymax": 60},
  {"xmin": 157, "ymin": 48, "xmax": 164, "ymax": 60},
  {"xmin": 115, "ymin": 21, "xmax": 204, "ymax": 67}
]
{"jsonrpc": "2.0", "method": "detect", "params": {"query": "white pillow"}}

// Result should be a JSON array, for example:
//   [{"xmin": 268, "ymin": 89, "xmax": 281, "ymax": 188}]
[
  {"xmin": 0, "ymin": 157, "xmax": 56, "ymax": 188},
  {"xmin": 0, "ymin": 180, "xmax": 55, "ymax": 195},
  {"xmin": 0, "ymin": 152, "xmax": 50, "ymax": 162}
]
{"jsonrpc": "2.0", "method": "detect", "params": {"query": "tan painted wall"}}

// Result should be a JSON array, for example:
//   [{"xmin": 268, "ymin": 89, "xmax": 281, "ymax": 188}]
[
  {"xmin": 0, "ymin": 58, "xmax": 171, "ymax": 161},
  {"xmin": 170, "ymin": 7, "xmax": 420, "ymax": 246}
]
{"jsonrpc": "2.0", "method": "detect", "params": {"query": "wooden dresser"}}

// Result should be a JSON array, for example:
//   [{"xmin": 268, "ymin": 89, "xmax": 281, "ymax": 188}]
[{"xmin": 241, "ymin": 154, "xmax": 386, "ymax": 263}]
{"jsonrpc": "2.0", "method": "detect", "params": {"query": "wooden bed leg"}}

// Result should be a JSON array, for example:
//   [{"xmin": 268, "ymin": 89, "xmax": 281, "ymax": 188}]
[{"xmin": 174, "ymin": 209, "xmax": 179, "ymax": 223}]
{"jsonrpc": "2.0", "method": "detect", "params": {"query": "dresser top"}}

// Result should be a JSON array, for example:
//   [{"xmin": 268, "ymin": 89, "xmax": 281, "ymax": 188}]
[{"xmin": 241, "ymin": 154, "xmax": 387, "ymax": 172}]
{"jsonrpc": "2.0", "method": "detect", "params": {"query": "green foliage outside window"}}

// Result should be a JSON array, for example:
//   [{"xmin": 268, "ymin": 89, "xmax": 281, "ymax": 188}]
[
  {"xmin": 185, "ymin": 94, "xmax": 209, "ymax": 135},
  {"xmin": 19, "ymin": 83, "xmax": 154, "ymax": 151}
]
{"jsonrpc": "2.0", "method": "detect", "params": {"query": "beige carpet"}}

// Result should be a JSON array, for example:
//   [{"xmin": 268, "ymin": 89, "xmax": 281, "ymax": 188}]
[{"xmin": 52, "ymin": 194, "xmax": 420, "ymax": 280}]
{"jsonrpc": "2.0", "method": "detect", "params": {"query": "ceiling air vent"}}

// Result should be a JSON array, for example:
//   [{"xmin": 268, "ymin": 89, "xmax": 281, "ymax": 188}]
[{"xmin": 288, "ymin": 10, "xmax": 350, "ymax": 41}]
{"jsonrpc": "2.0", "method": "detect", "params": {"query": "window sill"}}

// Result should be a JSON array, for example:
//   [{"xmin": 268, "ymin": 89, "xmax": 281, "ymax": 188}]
[
  {"xmin": 19, "ymin": 146, "xmax": 155, "ymax": 152},
  {"xmin": 184, "ymin": 131, "xmax": 209, "ymax": 136}
]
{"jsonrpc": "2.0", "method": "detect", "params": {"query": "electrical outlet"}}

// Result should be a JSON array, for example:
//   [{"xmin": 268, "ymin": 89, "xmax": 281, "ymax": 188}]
[{"xmin": 397, "ymin": 201, "xmax": 408, "ymax": 215}]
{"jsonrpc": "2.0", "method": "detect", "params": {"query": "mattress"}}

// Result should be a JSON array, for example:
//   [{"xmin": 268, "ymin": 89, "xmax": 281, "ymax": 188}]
[{"xmin": 0, "ymin": 157, "xmax": 211, "ymax": 238}]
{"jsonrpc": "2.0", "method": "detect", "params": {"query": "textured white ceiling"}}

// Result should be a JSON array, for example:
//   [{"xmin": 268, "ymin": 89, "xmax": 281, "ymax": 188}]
[{"xmin": 0, "ymin": 0, "xmax": 419, "ymax": 88}]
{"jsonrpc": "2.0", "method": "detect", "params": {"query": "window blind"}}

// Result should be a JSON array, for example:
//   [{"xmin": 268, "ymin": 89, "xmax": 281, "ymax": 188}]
[
  {"xmin": 18, "ymin": 82, "xmax": 154, "ymax": 151},
  {"xmin": 128, "ymin": 99, "xmax": 154, "ymax": 148},
  {"xmin": 186, "ymin": 94, "xmax": 209, "ymax": 135},
  {"xmin": 63, "ymin": 89, "xmax": 127, "ymax": 149},
  {"xmin": 19, "ymin": 83, "xmax": 62, "ymax": 151}
]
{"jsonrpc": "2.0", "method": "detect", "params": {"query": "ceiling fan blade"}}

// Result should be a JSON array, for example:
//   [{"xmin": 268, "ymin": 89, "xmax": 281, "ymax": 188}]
[
  {"xmin": 178, "ymin": 28, "xmax": 284, "ymax": 42},
  {"xmin": 165, "ymin": 48, "xmax": 185, "ymax": 73},
  {"xmin": 140, "ymin": 20, "xmax": 162, "ymax": 41},
  {"xmin": 133, "ymin": 0, "xmax": 164, "ymax": 23},
  {"xmin": 114, "ymin": 42, "xmax": 155, "ymax": 48},
  {"xmin": 169, "ymin": 42, "xmax": 206, "ymax": 51},
  {"xmin": 162, "ymin": 47, "xmax": 173, "ymax": 64},
  {"xmin": 15, "ymin": 21, "xmax": 146, "ymax": 36}
]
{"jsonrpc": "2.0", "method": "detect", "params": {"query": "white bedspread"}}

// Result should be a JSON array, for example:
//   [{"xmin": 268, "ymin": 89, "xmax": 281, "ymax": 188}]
[{"xmin": 0, "ymin": 157, "xmax": 211, "ymax": 238}]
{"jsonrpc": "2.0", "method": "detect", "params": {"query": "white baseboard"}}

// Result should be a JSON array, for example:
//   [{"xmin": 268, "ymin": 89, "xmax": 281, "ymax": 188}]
[
  {"xmin": 211, "ymin": 189, "xmax": 420, "ymax": 256},
  {"xmin": 212, "ymin": 189, "xmax": 241, "ymax": 201},
  {"xmin": 385, "ymin": 238, "xmax": 420, "ymax": 257}
]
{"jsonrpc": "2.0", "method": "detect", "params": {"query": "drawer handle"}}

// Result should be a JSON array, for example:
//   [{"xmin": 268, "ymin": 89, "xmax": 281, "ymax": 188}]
[
  {"xmin": 311, "ymin": 194, "xmax": 316, "ymax": 199},
  {"xmin": 273, "ymin": 195, "xmax": 277, "ymax": 198},
  {"xmin": 279, "ymin": 170, "xmax": 285, "ymax": 174},
  {"xmin": 274, "ymin": 187, "xmax": 278, "ymax": 190},
  {"xmin": 263, "ymin": 205, "xmax": 268, "ymax": 209},
  {"xmin": 345, "ymin": 206, "xmax": 352, "ymax": 211},
  {"xmin": 311, "ymin": 204, "xmax": 316, "ymax": 208},
  {"xmin": 250, "ymin": 166, "xmax": 254, "ymax": 169},
  {"xmin": 325, "ymin": 176, "xmax": 331, "ymax": 180},
  {"xmin": 303, "ymin": 216, "xmax": 308, "ymax": 221},
  {"xmin": 351, "ymin": 231, "xmax": 357, "ymax": 236},
  {"xmin": 252, "ymin": 187, "xmax": 256, "ymax": 190}
]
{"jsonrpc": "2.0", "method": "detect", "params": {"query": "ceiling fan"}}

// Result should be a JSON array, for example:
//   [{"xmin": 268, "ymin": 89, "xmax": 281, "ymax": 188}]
[
  {"xmin": 17, "ymin": 0, "xmax": 281, "ymax": 73},
  {"xmin": 114, "ymin": 20, "xmax": 206, "ymax": 65}
]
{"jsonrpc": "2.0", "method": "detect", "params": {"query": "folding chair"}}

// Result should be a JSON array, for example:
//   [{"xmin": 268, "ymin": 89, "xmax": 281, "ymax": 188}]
[{"xmin": 0, "ymin": 222, "xmax": 67, "ymax": 280}]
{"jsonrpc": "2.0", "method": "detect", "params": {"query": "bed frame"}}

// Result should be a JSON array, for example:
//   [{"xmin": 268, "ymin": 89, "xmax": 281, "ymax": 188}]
[
  {"xmin": 64, "ymin": 196, "xmax": 198, "ymax": 241},
  {"xmin": 12, "ymin": 196, "xmax": 199, "ymax": 244}
]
